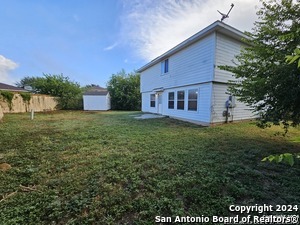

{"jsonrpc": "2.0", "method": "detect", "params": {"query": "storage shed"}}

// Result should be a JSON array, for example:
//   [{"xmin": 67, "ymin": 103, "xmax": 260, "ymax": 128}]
[{"xmin": 83, "ymin": 87, "xmax": 111, "ymax": 111}]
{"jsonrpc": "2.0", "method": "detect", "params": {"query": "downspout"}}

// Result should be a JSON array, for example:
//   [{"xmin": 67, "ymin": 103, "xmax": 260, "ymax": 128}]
[{"xmin": 210, "ymin": 32, "xmax": 217, "ymax": 124}]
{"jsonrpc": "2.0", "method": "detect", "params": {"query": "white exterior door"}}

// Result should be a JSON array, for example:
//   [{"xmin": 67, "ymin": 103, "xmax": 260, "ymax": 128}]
[{"xmin": 157, "ymin": 93, "xmax": 163, "ymax": 114}]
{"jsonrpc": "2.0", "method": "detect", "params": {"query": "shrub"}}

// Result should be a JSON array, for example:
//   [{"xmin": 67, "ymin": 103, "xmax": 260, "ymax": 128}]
[
  {"xmin": 0, "ymin": 91, "xmax": 14, "ymax": 110},
  {"xmin": 20, "ymin": 92, "xmax": 31, "ymax": 104}
]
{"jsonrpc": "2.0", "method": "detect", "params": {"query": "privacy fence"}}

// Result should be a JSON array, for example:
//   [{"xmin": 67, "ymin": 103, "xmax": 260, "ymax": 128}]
[{"xmin": 0, "ymin": 92, "xmax": 57, "ymax": 116}]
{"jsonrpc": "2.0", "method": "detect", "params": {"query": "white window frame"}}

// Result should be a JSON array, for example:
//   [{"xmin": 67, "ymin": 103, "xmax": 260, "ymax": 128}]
[
  {"xmin": 188, "ymin": 89, "xmax": 198, "ymax": 111},
  {"xmin": 161, "ymin": 59, "xmax": 169, "ymax": 74},
  {"xmin": 177, "ymin": 90, "xmax": 185, "ymax": 110},
  {"xmin": 168, "ymin": 92, "xmax": 175, "ymax": 109},
  {"xmin": 150, "ymin": 94, "xmax": 155, "ymax": 107}
]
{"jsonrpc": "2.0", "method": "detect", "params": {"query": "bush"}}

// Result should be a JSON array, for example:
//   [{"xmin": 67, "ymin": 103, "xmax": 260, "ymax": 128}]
[
  {"xmin": 107, "ymin": 70, "xmax": 141, "ymax": 110},
  {"xmin": 20, "ymin": 92, "xmax": 31, "ymax": 104},
  {"xmin": 0, "ymin": 91, "xmax": 14, "ymax": 110},
  {"xmin": 17, "ymin": 74, "xmax": 83, "ymax": 110}
]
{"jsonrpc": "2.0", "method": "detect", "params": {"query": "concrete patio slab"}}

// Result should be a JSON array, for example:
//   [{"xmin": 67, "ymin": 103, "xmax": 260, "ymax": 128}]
[{"xmin": 134, "ymin": 114, "xmax": 165, "ymax": 120}]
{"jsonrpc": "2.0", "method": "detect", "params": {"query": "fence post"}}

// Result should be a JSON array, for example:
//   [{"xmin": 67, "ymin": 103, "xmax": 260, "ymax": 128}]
[{"xmin": 30, "ymin": 109, "xmax": 34, "ymax": 120}]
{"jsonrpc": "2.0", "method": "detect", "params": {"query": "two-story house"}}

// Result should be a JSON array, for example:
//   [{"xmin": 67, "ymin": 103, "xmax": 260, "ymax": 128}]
[{"xmin": 137, "ymin": 21, "xmax": 255, "ymax": 125}]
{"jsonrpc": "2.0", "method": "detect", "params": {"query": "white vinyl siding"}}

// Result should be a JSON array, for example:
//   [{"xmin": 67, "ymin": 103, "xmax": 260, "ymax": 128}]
[
  {"xmin": 141, "ymin": 83, "xmax": 212, "ymax": 125},
  {"xmin": 142, "ymin": 92, "xmax": 157, "ymax": 113},
  {"xmin": 83, "ymin": 94, "xmax": 110, "ymax": 111},
  {"xmin": 210, "ymin": 83, "xmax": 256, "ymax": 123},
  {"xmin": 214, "ymin": 32, "xmax": 247, "ymax": 83},
  {"xmin": 165, "ymin": 84, "xmax": 211, "ymax": 124},
  {"xmin": 140, "ymin": 34, "xmax": 215, "ymax": 93}
]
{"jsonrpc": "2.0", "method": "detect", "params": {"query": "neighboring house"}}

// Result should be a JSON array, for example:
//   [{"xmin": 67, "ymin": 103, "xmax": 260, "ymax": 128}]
[
  {"xmin": 137, "ymin": 20, "xmax": 256, "ymax": 126},
  {"xmin": 83, "ymin": 86, "xmax": 111, "ymax": 111},
  {"xmin": 0, "ymin": 82, "xmax": 28, "ymax": 92}
]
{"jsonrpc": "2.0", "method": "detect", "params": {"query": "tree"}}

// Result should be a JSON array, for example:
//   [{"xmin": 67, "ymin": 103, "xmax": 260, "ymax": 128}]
[
  {"xmin": 220, "ymin": 0, "xmax": 300, "ymax": 166},
  {"xmin": 286, "ymin": 47, "xmax": 300, "ymax": 68},
  {"xmin": 17, "ymin": 74, "xmax": 82, "ymax": 109},
  {"xmin": 16, "ymin": 76, "xmax": 43, "ymax": 89},
  {"xmin": 220, "ymin": 0, "xmax": 300, "ymax": 132},
  {"xmin": 107, "ymin": 70, "xmax": 141, "ymax": 110},
  {"xmin": 261, "ymin": 48, "xmax": 300, "ymax": 166},
  {"xmin": 81, "ymin": 84, "xmax": 100, "ymax": 93}
]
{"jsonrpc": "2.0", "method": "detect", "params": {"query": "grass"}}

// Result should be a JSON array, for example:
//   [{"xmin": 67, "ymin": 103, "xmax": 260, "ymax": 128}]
[{"xmin": 0, "ymin": 111, "xmax": 299, "ymax": 225}]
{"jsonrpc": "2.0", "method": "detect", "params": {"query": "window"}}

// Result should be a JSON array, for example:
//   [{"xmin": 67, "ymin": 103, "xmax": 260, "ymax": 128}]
[
  {"xmin": 168, "ymin": 92, "xmax": 174, "ymax": 109},
  {"xmin": 188, "ymin": 89, "xmax": 198, "ymax": 111},
  {"xmin": 150, "ymin": 94, "xmax": 155, "ymax": 107},
  {"xmin": 177, "ymin": 90, "xmax": 184, "ymax": 110},
  {"xmin": 161, "ymin": 59, "xmax": 169, "ymax": 74}
]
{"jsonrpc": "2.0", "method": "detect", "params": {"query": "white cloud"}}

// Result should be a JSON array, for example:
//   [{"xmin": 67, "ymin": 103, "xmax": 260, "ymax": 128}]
[
  {"xmin": 0, "ymin": 55, "xmax": 19, "ymax": 84},
  {"xmin": 120, "ymin": 0, "xmax": 261, "ymax": 61},
  {"xmin": 103, "ymin": 42, "xmax": 119, "ymax": 51}
]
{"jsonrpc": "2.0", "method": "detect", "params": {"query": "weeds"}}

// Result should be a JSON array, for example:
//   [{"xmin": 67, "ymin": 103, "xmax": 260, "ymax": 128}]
[{"xmin": 0, "ymin": 111, "xmax": 299, "ymax": 224}]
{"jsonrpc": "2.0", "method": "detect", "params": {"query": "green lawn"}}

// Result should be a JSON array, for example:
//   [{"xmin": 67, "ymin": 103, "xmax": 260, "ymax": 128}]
[{"xmin": 0, "ymin": 111, "xmax": 299, "ymax": 225}]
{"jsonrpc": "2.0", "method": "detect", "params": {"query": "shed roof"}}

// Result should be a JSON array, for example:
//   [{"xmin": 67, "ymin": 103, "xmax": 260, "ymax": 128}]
[
  {"xmin": 83, "ymin": 86, "xmax": 108, "ymax": 96},
  {"xmin": 137, "ymin": 20, "xmax": 249, "ymax": 73},
  {"xmin": 0, "ymin": 82, "xmax": 28, "ymax": 92}
]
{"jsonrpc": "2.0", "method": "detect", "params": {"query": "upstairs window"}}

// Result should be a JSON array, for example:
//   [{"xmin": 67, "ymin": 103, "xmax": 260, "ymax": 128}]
[
  {"xmin": 150, "ymin": 94, "xmax": 155, "ymax": 107},
  {"xmin": 168, "ymin": 92, "xmax": 174, "ymax": 109},
  {"xmin": 188, "ymin": 89, "xmax": 198, "ymax": 111},
  {"xmin": 177, "ymin": 90, "xmax": 185, "ymax": 110},
  {"xmin": 161, "ymin": 59, "xmax": 169, "ymax": 74}
]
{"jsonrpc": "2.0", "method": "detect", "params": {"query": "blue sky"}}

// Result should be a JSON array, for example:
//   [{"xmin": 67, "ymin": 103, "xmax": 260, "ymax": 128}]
[{"xmin": 0, "ymin": 0, "xmax": 259, "ymax": 87}]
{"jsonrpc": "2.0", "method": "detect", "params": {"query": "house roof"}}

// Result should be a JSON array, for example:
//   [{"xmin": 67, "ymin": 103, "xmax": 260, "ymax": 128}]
[
  {"xmin": 137, "ymin": 20, "xmax": 249, "ymax": 73},
  {"xmin": 83, "ymin": 86, "xmax": 109, "ymax": 96},
  {"xmin": 0, "ymin": 82, "xmax": 28, "ymax": 92}
]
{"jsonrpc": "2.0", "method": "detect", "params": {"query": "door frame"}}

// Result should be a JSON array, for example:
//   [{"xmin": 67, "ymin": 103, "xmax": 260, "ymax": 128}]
[{"xmin": 156, "ymin": 92, "xmax": 163, "ymax": 114}]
